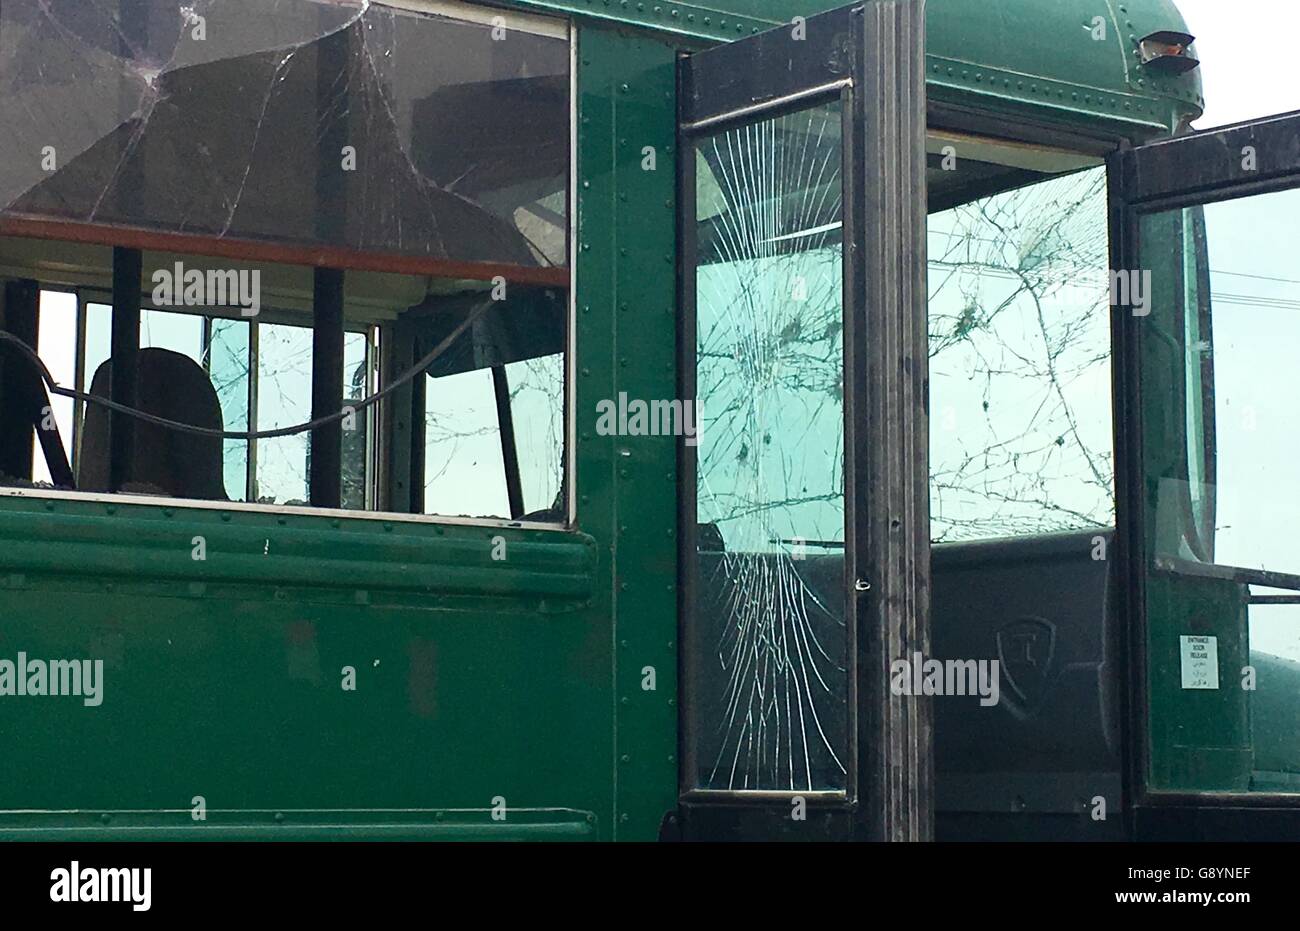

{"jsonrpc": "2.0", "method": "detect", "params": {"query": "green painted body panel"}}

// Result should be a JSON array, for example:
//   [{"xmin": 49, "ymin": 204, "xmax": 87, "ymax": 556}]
[
  {"xmin": 574, "ymin": 25, "xmax": 681, "ymax": 839},
  {"xmin": 1144, "ymin": 574, "xmax": 1252, "ymax": 790},
  {"xmin": 508, "ymin": 0, "xmax": 1204, "ymax": 135},
  {"xmin": 0, "ymin": 17, "xmax": 681, "ymax": 844},
  {"xmin": 1249, "ymin": 653, "xmax": 1300, "ymax": 790},
  {"xmin": 0, "ymin": 809, "xmax": 596, "ymax": 841},
  {"xmin": 0, "ymin": 498, "xmax": 611, "ymax": 834}
]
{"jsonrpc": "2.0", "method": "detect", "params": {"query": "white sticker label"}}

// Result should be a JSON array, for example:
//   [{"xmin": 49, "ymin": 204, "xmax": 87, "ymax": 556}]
[{"xmin": 1180, "ymin": 635, "xmax": 1219, "ymax": 690}]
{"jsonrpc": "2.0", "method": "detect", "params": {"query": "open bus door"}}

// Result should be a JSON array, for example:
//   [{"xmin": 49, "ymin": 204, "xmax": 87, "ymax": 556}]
[
  {"xmin": 1112, "ymin": 110, "xmax": 1300, "ymax": 838},
  {"xmin": 675, "ymin": 0, "xmax": 930, "ymax": 841}
]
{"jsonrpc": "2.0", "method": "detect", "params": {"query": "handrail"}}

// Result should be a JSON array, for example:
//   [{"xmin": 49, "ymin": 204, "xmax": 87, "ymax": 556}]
[{"xmin": 1152, "ymin": 555, "xmax": 1300, "ymax": 593}]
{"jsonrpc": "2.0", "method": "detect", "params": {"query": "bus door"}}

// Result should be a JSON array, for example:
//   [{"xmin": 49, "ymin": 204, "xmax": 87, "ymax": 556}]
[
  {"xmin": 675, "ymin": 1, "xmax": 930, "ymax": 841},
  {"xmin": 1112, "ymin": 109, "xmax": 1300, "ymax": 837}
]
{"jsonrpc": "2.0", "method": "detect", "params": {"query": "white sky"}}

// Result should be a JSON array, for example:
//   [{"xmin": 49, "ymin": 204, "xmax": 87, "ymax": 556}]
[{"xmin": 1178, "ymin": 0, "xmax": 1300, "ymax": 127}]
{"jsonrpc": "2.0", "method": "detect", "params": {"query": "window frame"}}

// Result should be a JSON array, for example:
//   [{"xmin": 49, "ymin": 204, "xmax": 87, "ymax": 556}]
[
  {"xmin": 0, "ymin": 3, "xmax": 576, "ymax": 532},
  {"xmin": 925, "ymin": 153, "xmax": 1114, "ymax": 546},
  {"xmin": 1112, "ymin": 108, "xmax": 1300, "ymax": 813},
  {"xmin": 74, "ymin": 289, "xmax": 380, "ymax": 508}
]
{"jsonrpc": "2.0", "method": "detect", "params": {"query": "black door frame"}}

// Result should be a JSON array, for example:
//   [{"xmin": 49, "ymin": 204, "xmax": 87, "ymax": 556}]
[
  {"xmin": 675, "ymin": 0, "xmax": 930, "ymax": 841},
  {"xmin": 1110, "ymin": 109, "xmax": 1300, "ymax": 840}
]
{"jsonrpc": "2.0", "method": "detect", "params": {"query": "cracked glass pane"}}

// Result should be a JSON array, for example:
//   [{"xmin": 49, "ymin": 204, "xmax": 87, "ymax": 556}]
[
  {"xmin": 928, "ymin": 166, "xmax": 1114, "ymax": 542},
  {"xmin": 416, "ymin": 287, "xmax": 565, "ymax": 520},
  {"xmin": 255, "ymin": 321, "xmax": 313, "ymax": 506},
  {"xmin": 690, "ymin": 101, "xmax": 848, "ymax": 792},
  {"xmin": 0, "ymin": 0, "xmax": 569, "ymax": 267}
]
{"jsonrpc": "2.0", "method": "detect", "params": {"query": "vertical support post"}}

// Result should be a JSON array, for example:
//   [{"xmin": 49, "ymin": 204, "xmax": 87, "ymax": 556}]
[
  {"xmin": 408, "ymin": 337, "xmax": 426, "ymax": 515},
  {"xmin": 110, "ymin": 247, "xmax": 141, "ymax": 493},
  {"xmin": 492, "ymin": 365, "xmax": 525, "ymax": 518},
  {"xmin": 72, "ymin": 294, "xmax": 88, "ymax": 467},
  {"xmin": 379, "ymin": 318, "xmax": 425, "ymax": 514},
  {"xmin": 853, "ymin": 0, "xmax": 932, "ymax": 842},
  {"xmin": 0, "ymin": 279, "xmax": 40, "ymax": 480},
  {"xmin": 379, "ymin": 320, "xmax": 414, "ymax": 513},
  {"xmin": 310, "ymin": 267, "xmax": 345, "ymax": 508},
  {"xmin": 247, "ymin": 319, "xmax": 260, "ymax": 502}
]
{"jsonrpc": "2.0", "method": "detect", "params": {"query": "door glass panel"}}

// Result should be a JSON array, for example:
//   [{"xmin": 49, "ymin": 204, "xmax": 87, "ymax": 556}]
[
  {"xmin": 1139, "ymin": 185, "xmax": 1300, "ymax": 792},
  {"xmin": 689, "ymin": 100, "xmax": 848, "ymax": 792}
]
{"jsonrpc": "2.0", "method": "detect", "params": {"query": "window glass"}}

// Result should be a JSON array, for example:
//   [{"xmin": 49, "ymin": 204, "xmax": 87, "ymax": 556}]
[
  {"xmin": 928, "ymin": 166, "xmax": 1114, "ymax": 542},
  {"xmin": 689, "ymin": 100, "xmax": 849, "ymax": 792},
  {"xmin": 207, "ymin": 318, "xmax": 251, "ymax": 502},
  {"xmin": 1149, "ymin": 188, "xmax": 1300, "ymax": 579},
  {"xmin": 2, "ymin": 243, "xmax": 565, "ymax": 522},
  {"xmin": 341, "ymin": 330, "xmax": 372, "ymax": 510},
  {"xmin": 506, "ymin": 353, "xmax": 564, "ymax": 517},
  {"xmin": 254, "ymin": 323, "xmax": 373, "ymax": 508},
  {"xmin": 82, "ymin": 302, "xmax": 110, "ymax": 405},
  {"xmin": 1140, "ymin": 186, "xmax": 1300, "ymax": 793},
  {"xmin": 255, "ymin": 322, "xmax": 313, "ymax": 506},
  {"xmin": 424, "ymin": 368, "xmax": 508, "ymax": 519},
  {"xmin": 140, "ymin": 309, "xmax": 202, "ymax": 358},
  {"xmin": 0, "ymin": 0, "xmax": 569, "ymax": 270},
  {"xmin": 30, "ymin": 290, "xmax": 76, "ymax": 485}
]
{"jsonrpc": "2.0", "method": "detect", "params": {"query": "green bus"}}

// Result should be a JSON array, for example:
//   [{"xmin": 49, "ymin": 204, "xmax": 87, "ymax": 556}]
[{"xmin": 0, "ymin": 0, "xmax": 1296, "ymax": 841}]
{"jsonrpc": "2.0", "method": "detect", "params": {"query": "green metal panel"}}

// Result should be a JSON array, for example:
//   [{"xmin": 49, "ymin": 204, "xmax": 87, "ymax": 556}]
[
  {"xmin": 0, "ymin": 9, "xmax": 680, "ymax": 848},
  {"xmin": 1137, "ymin": 210, "xmax": 1252, "ymax": 792},
  {"xmin": 0, "ymin": 496, "xmax": 614, "ymax": 837},
  {"xmin": 0, "ymin": 809, "xmax": 596, "ymax": 841},
  {"xmin": 507, "ymin": 0, "xmax": 1204, "ymax": 134},
  {"xmin": 0, "ymin": 508, "xmax": 594, "ymax": 604},
  {"xmin": 1144, "ymin": 574, "xmax": 1252, "ymax": 790},
  {"xmin": 923, "ymin": 0, "xmax": 1203, "ymax": 135},
  {"xmin": 575, "ymin": 24, "xmax": 680, "ymax": 840}
]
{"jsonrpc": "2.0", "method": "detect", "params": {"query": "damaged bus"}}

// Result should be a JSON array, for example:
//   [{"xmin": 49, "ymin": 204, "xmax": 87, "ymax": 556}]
[{"xmin": 0, "ymin": 0, "xmax": 1296, "ymax": 841}]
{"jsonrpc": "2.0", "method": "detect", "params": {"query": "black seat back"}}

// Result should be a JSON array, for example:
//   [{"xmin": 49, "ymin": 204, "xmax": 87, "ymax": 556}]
[
  {"xmin": 933, "ymin": 529, "xmax": 1121, "ymax": 838},
  {"xmin": 79, "ymin": 348, "xmax": 227, "ymax": 500}
]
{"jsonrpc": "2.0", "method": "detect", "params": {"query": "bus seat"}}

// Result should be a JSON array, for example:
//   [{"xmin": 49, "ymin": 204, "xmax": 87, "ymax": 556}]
[
  {"xmin": 79, "ymin": 348, "xmax": 228, "ymax": 501},
  {"xmin": 933, "ymin": 529, "xmax": 1121, "ymax": 838}
]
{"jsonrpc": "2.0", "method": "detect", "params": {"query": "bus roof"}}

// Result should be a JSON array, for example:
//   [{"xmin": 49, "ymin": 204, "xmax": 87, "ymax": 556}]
[{"xmin": 508, "ymin": 0, "xmax": 1204, "ymax": 135}]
